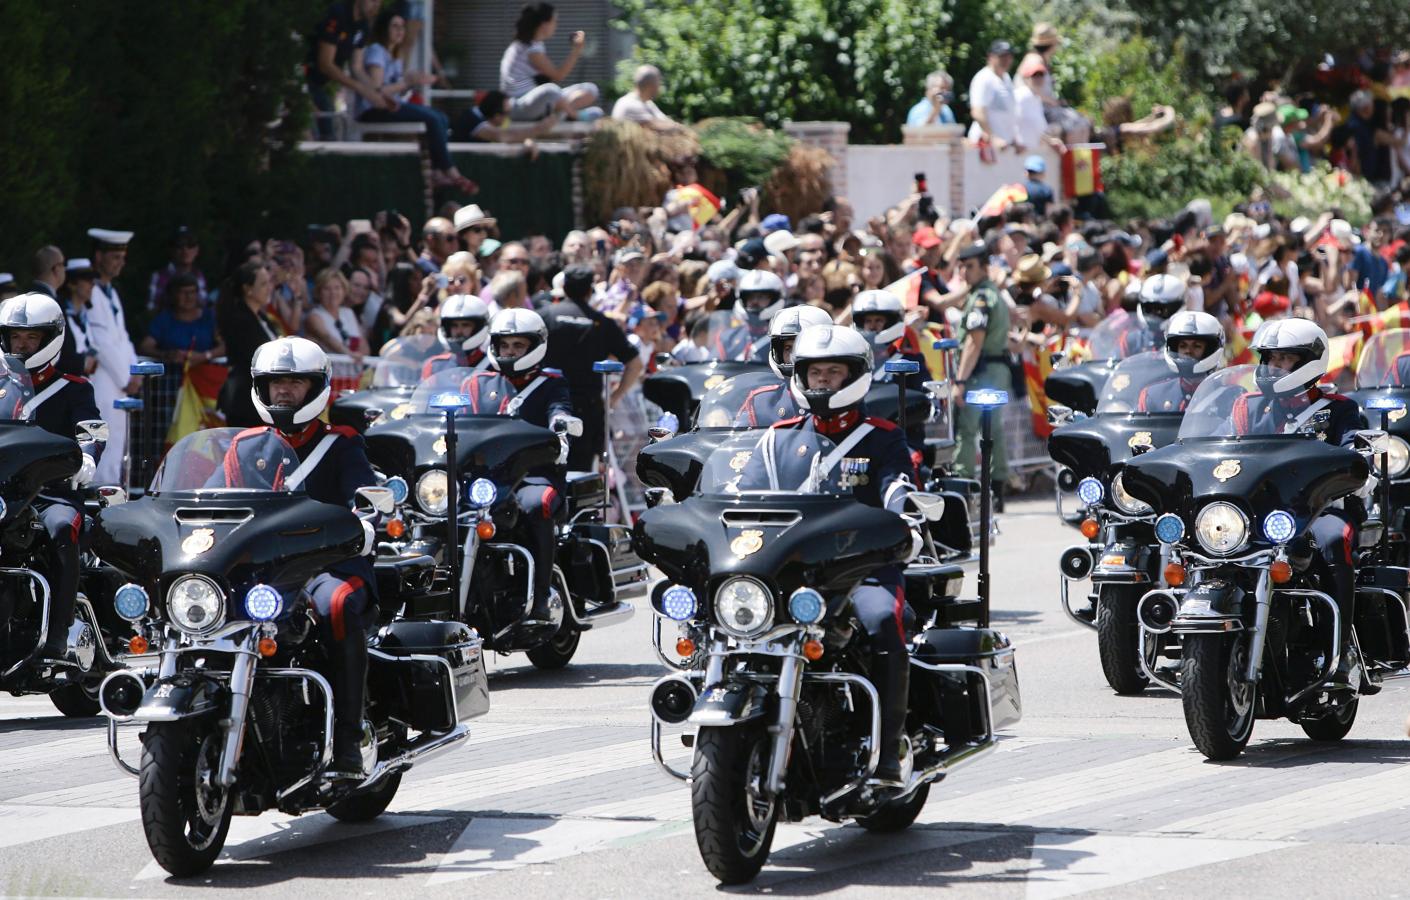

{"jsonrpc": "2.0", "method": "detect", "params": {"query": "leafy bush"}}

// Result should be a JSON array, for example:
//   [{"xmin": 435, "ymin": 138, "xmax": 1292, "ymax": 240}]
[
  {"xmin": 1269, "ymin": 164, "xmax": 1375, "ymax": 225},
  {"xmin": 694, "ymin": 118, "xmax": 794, "ymax": 197},
  {"xmin": 1101, "ymin": 128, "xmax": 1267, "ymax": 221}
]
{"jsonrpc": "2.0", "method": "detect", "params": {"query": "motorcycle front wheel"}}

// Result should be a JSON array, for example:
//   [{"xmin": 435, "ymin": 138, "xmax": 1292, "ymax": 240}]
[
  {"xmin": 691, "ymin": 724, "xmax": 778, "ymax": 885},
  {"xmin": 139, "ymin": 722, "xmax": 234, "ymax": 877},
  {"xmin": 1181, "ymin": 633, "xmax": 1256, "ymax": 760},
  {"xmin": 1096, "ymin": 584, "xmax": 1150, "ymax": 695}
]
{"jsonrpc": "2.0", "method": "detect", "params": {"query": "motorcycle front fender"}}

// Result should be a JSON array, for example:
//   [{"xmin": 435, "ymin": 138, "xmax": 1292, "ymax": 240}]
[
  {"xmin": 132, "ymin": 674, "xmax": 227, "ymax": 723},
  {"xmin": 1172, "ymin": 578, "xmax": 1246, "ymax": 630},
  {"xmin": 687, "ymin": 680, "xmax": 771, "ymax": 727}
]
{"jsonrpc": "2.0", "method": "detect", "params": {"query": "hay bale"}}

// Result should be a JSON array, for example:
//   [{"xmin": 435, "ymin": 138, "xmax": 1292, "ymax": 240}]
[
  {"xmin": 764, "ymin": 143, "xmax": 834, "ymax": 225},
  {"xmin": 582, "ymin": 119, "xmax": 700, "ymax": 224}
]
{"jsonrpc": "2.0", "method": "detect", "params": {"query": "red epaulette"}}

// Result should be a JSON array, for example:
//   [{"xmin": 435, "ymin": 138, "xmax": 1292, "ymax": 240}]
[
  {"xmin": 865, "ymin": 416, "xmax": 899, "ymax": 431},
  {"xmin": 742, "ymin": 384, "xmax": 780, "ymax": 404},
  {"xmin": 330, "ymin": 425, "xmax": 360, "ymax": 439},
  {"xmin": 771, "ymin": 415, "xmax": 805, "ymax": 429},
  {"xmin": 60, "ymin": 374, "xmax": 88, "ymax": 384}
]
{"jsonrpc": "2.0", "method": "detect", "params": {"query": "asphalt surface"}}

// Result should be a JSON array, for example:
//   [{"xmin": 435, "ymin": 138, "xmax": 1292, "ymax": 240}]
[{"xmin": 4, "ymin": 494, "xmax": 1410, "ymax": 898}]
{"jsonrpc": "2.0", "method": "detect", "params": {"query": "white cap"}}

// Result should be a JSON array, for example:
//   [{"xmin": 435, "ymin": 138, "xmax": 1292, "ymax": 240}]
[
  {"xmin": 763, "ymin": 230, "xmax": 801, "ymax": 257},
  {"xmin": 1330, "ymin": 219, "xmax": 1357, "ymax": 245},
  {"xmin": 65, "ymin": 258, "xmax": 93, "ymax": 272},
  {"xmin": 0, "ymin": 274, "xmax": 12, "ymax": 288},
  {"xmin": 551, "ymin": 270, "xmax": 566, "ymax": 298},
  {"xmin": 453, "ymin": 204, "xmax": 496, "ymax": 232},
  {"xmin": 87, "ymin": 228, "xmax": 134, "ymax": 246},
  {"xmin": 1289, "ymin": 216, "xmax": 1311, "ymax": 234},
  {"xmin": 706, "ymin": 259, "xmax": 740, "ymax": 283}
]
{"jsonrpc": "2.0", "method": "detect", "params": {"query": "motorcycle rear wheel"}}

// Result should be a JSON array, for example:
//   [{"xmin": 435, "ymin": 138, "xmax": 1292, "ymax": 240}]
[
  {"xmin": 139, "ymin": 722, "xmax": 233, "ymax": 877},
  {"xmin": 526, "ymin": 622, "xmax": 580, "ymax": 669},
  {"xmin": 1181, "ymin": 633, "xmax": 1256, "ymax": 761},
  {"xmin": 327, "ymin": 772, "xmax": 402, "ymax": 822},
  {"xmin": 1300, "ymin": 698, "xmax": 1359, "ymax": 741},
  {"xmin": 49, "ymin": 682, "xmax": 101, "ymax": 717},
  {"xmin": 857, "ymin": 782, "xmax": 930, "ymax": 832},
  {"xmin": 1096, "ymin": 585, "xmax": 1150, "ymax": 695},
  {"xmin": 691, "ymin": 724, "xmax": 778, "ymax": 885}
]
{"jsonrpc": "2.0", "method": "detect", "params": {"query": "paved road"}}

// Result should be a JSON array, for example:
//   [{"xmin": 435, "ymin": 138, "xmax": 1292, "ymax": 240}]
[{"xmin": 4, "ymin": 496, "xmax": 1410, "ymax": 898}]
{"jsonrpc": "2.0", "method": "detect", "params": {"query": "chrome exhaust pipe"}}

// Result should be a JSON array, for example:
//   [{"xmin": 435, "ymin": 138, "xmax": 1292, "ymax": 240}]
[
  {"xmin": 98, "ymin": 669, "xmax": 146, "ymax": 719},
  {"xmin": 649, "ymin": 674, "xmax": 698, "ymax": 725},
  {"xmin": 1137, "ymin": 590, "xmax": 1178, "ymax": 634}
]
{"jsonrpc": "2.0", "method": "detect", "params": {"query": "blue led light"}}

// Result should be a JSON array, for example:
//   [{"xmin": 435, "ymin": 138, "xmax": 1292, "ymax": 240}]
[
  {"xmin": 114, "ymin": 584, "xmax": 149, "ymax": 621},
  {"xmin": 429, "ymin": 392, "xmax": 471, "ymax": 410},
  {"xmin": 934, "ymin": 338, "xmax": 960, "ymax": 351},
  {"xmin": 661, "ymin": 585, "xmax": 697, "ymax": 621},
  {"xmin": 385, "ymin": 476, "xmax": 409, "ymax": 505},
  {"xmin": 656, "ymin": 412, "xmax": 680, "ymax": 433},
  {"xmin": 0, "ymin": 496, "xmax": 9, "ymax": 520},
  {"xmin": 965, "ymin": 389, "xmax": 1009, "ymax": 408},
  {"xmin": 884, "ymin": 359, "xmax": 921, "ymax": 375},
  {"xmin": 468, "ymin": 478, "xmax": 497, "ymax": 508},
  {"xmin": 1154, "ymin": 513, "xmax": 1185, "ymax": 544},
  {"xmin": 1263, "ymin": 510, "xmax": 1296, "ymax": 544},
  {"xmin": 593, "ymin": 360, "xmax": 625, "ymax": 374},
  {"xmin": 1366, "ymin": 395, "xmax": 1407, "ymax": 411},
  {"xmin": 244, "ymin": 584, "xmax": 283, "ymax": 622},
  {"xmin": 1077, "ymin": 477, "xmax": 1104, "ymax": 505},
  {"xmin": 788, "ymin": 588, "xmax": 825, "ymax": 624}
]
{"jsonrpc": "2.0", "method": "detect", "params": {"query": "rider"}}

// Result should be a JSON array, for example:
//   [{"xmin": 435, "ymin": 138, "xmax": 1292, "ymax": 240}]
[
  {"xmin": 852, "ymin": 290, "xmax": 929, "ymax": 390},
  {"xmin": 246, "ymin": 336, "xmax": 380, "ymax": 775},
  {"xmin": 1231, "ymin": 319, "xmax": 1371, "ymax": 692},
  {"xmin": 732, "ymin": 304, "xmax": 833, "ymax": 427},
  {"xmin": 460, "ymin": 308, "xmax": 576, "ymax": 622},
  {"xmin": 767, "ymin": 326, "xmax": 918, "ymax": 784},
  {"xmin": 714, "ymin": 270, "xmax": 785, "ymax": 362},
  {"xmin": 1136, "ymin": 310, "xmax": 1225, "ymax": 412},
  {"xmin": 422, "ymin": 293, "xmax": 491, "ymax": 379},
  {"xmin": 1120, "ymin": 274, "xmax": 1185, "ymax": 357},
  {"xmin": 0, "ymin": 293, "xmax": 101, "ymax": 665}
]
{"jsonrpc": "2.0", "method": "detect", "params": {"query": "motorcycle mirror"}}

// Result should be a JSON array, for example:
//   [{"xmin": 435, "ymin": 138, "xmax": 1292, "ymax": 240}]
[
  {"xmin": 355, "ymin": 486, "xmax": 396, "ymax": 516},
  {"xmin": 1356, "ymin": 429, "xmax": 1390, "ymax": 456},
  {"xmin": 364, "ymin": 407, "xmax": 384, "ymax": 426},
  {"xmin": 644, "ymin": 486, "xmax": 675, "ymax": 508},
  {"xmin": 907, "ymin": 491, "xmax": 947, "ymax": 522},
  {"xmin": 654, "ymin": 352, "xmax": 674, "ymax": 369},
  {"xmin": 76, "ymin": 419, "xmax": 109, "ymax": 444},
  {"xmin": 647, "ymin": 426, "xmax": 675, "ymax": 444},
  {"xmin": 97, "ymin": 485, "xmax": 127, "ymax": 507},
  {"xmin": 1047, "ymin": 404, "xmax": 1074, "ymax": 427}
]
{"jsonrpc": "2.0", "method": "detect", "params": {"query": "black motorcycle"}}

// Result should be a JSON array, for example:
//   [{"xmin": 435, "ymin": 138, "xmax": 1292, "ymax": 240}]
[
  {"xmin": 1347, "ymin": 328, "xmax": 1410, "ymax": 565},
  {"xmin": 1045, "ymin": 313, "xmax": 1154, "ymax": 416},
  {"xmin": 1048, "ymin": 352, "xmax": 1186, "ymax": 694},
  {"xmin": 95, "ymin": 428, "xmax": 489, "ymax": 875},
  {"xmin": 1123, "ymin": 366, "xmax": 1410, "ymax": 760},
  {"xmin": 363, "ymin": 366, "xmax": 642, "ymax": 669},
  {"xmin": 636, "ymin": 427, "xmax": 1020, "ymax": 884},
  {"xmin": 329, "ymin": 333, "xmax": 448, "ymax": 433}
]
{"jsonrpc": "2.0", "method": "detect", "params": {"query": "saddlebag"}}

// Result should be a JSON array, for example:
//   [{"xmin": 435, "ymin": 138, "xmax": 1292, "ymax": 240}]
[
  {"xmin": 370, "ymin": 620, "xmax": 489, "ymax": 731},
  {"xmin": 910, "ymin": 628, "xmax": 1021, "ymax": 743},
  {"xmin": 561, "ymin": 522, "xmax": 650, "ymax": 603}
]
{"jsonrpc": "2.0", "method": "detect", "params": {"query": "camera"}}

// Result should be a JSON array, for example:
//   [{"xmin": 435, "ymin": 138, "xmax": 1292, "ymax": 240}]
[{"xmin": 914, "ymin": 172, "xmax": 937, "ymax": 224}]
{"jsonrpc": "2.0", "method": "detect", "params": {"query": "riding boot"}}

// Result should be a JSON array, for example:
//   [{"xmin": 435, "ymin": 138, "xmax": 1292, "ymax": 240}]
[
  {"xmin": 1328, "ymin": 578, "xmax": 1371, "ymax": 693},
  {"xmin": 990, "ymin": 479, "xmax": 1005, "ymax": 515},
  {"xmin": 329, "ymin": 630, "xmax": 370, "ymax": 777},
  {"xmin": 39, "ymin": 548, "xmax": 79, "ymax": 662},
  {"xmin": 869, "ymin": 648, "xmax": 911, "ymax": 784}
]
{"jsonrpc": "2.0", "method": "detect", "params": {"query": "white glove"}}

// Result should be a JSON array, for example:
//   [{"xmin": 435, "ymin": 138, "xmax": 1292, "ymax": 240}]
[{"xmin": 73, "ymin": 453, "xmax": 96, "ymax": 488}]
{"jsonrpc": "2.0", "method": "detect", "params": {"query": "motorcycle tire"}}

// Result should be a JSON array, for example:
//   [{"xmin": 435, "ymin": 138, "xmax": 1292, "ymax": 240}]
[
  {"xmin": 691, "ymin": 724, "xmax": 778, "ymax": 885},
  {"xmin": 139, "ymin": 722, "xmax": 233, "ymax": 877},
  {"xmin": 48, "ymin": 683, "xmax": 101, "ymax": 718},
  {"xmin": 327, "ymin": 772, "xmax": 402, "ymax": 823},
  {"xmin": 526, "ymin": 622, "xmax": 581, "ymax": 669},
  {"xmin": 857, "ymin": 783, "xmax": 930, "ymax": 833},
  {"xmin": 1300, "ymin": 698, "xmax": 1359, "ymax": 742},
  {"xmin": 1181, "ymin": 633, "xmax": 1256, "ymax": 761},
  {"xmin": 1096, "ymin": 585, "xmax": 1150, "ymax": 696}
]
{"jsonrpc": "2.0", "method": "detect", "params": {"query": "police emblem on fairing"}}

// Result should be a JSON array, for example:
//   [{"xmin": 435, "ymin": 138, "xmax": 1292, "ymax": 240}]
[
  {"xmin": 731, "ymin": 529, "xmax": 764, "ymax": 558},
  {"xmin": 1128, "ymin": 431, "xmax": 1153, "ymax": 450},
  {"xmin": 182, "ymin": 528, "xmax": 215, "ymax": 555},
  {"xmin": 1213, "ymin": 459, "xmax": 1241, "ymax": 482}
]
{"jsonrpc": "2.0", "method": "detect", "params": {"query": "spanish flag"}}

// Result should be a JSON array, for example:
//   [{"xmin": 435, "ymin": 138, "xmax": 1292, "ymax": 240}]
[
  {"xmin": 672, "ymin": 183, "xmax": 723, "ymax": 231},
  {"xmin": 165, "ymin": 362, "xmax": 229, "ymax": 450},
  {"xmin": 979, "ymin": 184, "xmax": 1028, "ymax": 219},
  {"xmin": 1325, "ymin": 332, "xmax": 1365, "ymax": 386},
  {"xmin": 884, "ymin": 269, "xmax": 924, "ymax": 311},
  {"xmin": 1062, "ymin": 144, "xmax": 1104, "ymax": 198}
]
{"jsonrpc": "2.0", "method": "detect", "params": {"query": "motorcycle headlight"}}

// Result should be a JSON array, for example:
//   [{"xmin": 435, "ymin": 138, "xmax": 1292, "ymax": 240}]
[
  {"xmin": 714, "ymin": 577, "xmax": 773, "ymax": 638},
  {"xmin": 1077, "ymin": 477, "xmax": 1104, "ymax": 506},
  {"xmin": 1195, "ymin": 502, "xmax": 1249, "ymax": 555},
  {"xmin": 1154, "ymin": 513, "xmax": 1185, "ymax": 544},
  {"xmin": 1110, "ymin": 472, "xmax": 1152, "ymax": 516},
  {"xmin": 1374, "ymin": 435, "xmax": 1410, "ymax": 478},
  {"xmin": 416, "ymin": 469, "xmax": 449, "ymax": 515},
  {"xmin": 1262, "ymin": 509, "xmax": 1296, "ymax": 544},
  {"xmin": 243, "ymin": 584, "xmax": 283, "ymax": 622},
  {"xmin": 660, "ymin": 584, "xmax": 697, "ymax": 621},
  {"xmin": 468, "ymin": 477, "xmax": 497, "ymax": 508},
  {"xmin": 113, "ymin": 583, "xmax": 149, "ymax": 622},
  {"xmin": 167, "ymin": 575, "xmax": 225, "ymax": 634},
  {"xmin": 385, "ymin": 476, "xmax": 409, "ymax": 505},
  {"xmin": 788, "ymin": 588, "xmax": 825, "ymax": 625}
]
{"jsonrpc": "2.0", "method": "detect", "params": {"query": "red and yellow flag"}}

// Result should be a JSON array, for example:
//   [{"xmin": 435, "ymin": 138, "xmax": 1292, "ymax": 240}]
[
  {"xmin": 165, "ymin": 362, "xmax": 229, "ymax": 450},
  {"xmin": 979, "ymin": 184, "xmax": 1028, "ymax": 219},
  {"xmin": 1061, "ymin": 145, "xmax": 1104, "ymax": 197},
  {"xmin": 884, "ymin": 269, "xmax": 924, "ymax": 311},
  {"xmin": 672, "ymin": 183, "xmax": 723, "ymax": 231}
]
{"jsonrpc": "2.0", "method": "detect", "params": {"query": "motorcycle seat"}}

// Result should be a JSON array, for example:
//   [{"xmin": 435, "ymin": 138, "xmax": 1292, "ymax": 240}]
[
  {"xmin": 904, "ymin": 562, "xmax": 966, "ymax": 612},
  {"xmin": 566, "ymin": 471, "xmax": 606, "ymax": 511}
]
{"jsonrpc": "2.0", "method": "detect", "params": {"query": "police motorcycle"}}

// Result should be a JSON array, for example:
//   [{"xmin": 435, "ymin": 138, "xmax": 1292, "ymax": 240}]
[
  {"xmin": 1050, "ymin": 312, "xmax": 1226, "ymax": 694},
  {"xmin": 328, "ymin": 332, "xmax": 449, "ymax": 433},
  {"xmin": 639, "ymin": 331, "xmax": 1019, "ymax": 885},
  {"xmin": 1347, "ymin": 327, "xmax": 1410, "ymax": 565},
  {"xmin": 94, "ymin": 427, "xmax": 488, "ymax": 875},
  {"xmin": 1123, "ymin": 352, "xmax": 1410, "ymax": 760},
  {"xmin": 642, "ymin": 309, "xmax": 769, "ymax": 428},
  {"xmin": 363, "ymin": 357, "xmax": 643, "ymax": 670}
]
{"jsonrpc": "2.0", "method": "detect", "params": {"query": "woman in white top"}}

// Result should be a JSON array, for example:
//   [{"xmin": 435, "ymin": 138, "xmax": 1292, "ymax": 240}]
[
  {"xmin": 500, "ymin": 3, "xmax": 601, "ymax": 122},
  {"xmin": 305, "ymin": 269, "xmax": 367, "ymax": 364}
]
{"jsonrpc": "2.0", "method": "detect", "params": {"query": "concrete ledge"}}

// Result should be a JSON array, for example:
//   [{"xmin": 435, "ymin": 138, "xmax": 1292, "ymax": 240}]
[{"xmin": 299, "ymin": 141, "xmax": 578, "ymax": 156}]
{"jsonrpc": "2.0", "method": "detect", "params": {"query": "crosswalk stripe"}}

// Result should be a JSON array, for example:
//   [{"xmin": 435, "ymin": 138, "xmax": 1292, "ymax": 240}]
[
  {"xmin": 1023, "ymin": 833, "xmax": 1289, "ymax": 899},
  {"xmin": 427, "ymin": 817, "xmax": 660, "ymax": 884},
  {"xmin": 0, "ymin": 804, "xmax": 138, "ymax": 849},
  {"xmin": 0, "ymin": 734, "xmax": 111, "ymax": 775}
]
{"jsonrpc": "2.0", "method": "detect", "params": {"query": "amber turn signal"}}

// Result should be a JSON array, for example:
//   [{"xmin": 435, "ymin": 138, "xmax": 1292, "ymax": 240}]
[
  {"xmin": 476, "ymin": 520, "xmax": 496, "ymax": 540},
  {"xmin": 1270, "ymin": 560, "xmax": 1292, "ymax": 584},
  {"xmin": 1080, "ymin": 518, "xmax": 1100, "ymax": 539},
  {"xmin": 257, "ymin": 637, "xmax": 278, "ymax": 658},
  {"xmin": 386, "ymin": 517, "xmax": 406, "ymax": 539},
  {"xmin": 128, "ymin": 635, "xmax": 149, "ymax": 655},
  {"xmin": 802, "ymin": 639, "xmax": 824, "ymax": 661},
  {"xmin": 1164, "ymin": 562, "xmax": 1186, "ymax": 587},
  {"xmin": 675, "ymin": 637, "xmax": 696, "ymax": 658}
]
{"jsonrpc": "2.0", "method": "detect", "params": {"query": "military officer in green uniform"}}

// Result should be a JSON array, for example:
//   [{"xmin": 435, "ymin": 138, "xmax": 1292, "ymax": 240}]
[{"xmin": 952, "ymin": 241, "xmax": 1011, "ymax": 500}]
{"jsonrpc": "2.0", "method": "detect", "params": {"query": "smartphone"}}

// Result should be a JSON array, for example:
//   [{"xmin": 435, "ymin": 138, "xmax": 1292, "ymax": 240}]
[
  {"xmin": 433, "ymin": 274, "xmax": 449, "ymax": 290},
  {"xmin": 596, "ymin": 238, "xmax": 607, "ymax": 256},
  {"xmin": 348, "ymin": 218, "xmax": 373, "ymax": 235}
]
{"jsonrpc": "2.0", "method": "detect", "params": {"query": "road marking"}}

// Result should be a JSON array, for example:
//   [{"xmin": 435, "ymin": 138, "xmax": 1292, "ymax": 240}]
[
  {"xmin": 0, "ymin": 734, "xmax": 111, "ymax": 776},
  {"xmin": 428, "ymin": 816, "xmax": 659, "ymax": 884},
  {"xmin": 1013, "ymin": 628, "xmax": 1090, "ymax": 647},
  {"xmin": 0, "ymin": 804, "xmax": 138, "ymax": 849},
  {"xmin": 1024, "ymin": 833, "xmax": 1288, "ymax": 899}
]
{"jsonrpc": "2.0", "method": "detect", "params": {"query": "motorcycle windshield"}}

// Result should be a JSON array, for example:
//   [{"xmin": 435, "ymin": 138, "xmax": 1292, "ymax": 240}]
[
  {"xmin": 372, "ymin": 333, "xmax": 448, "ymax": 388},
  {"xmin": 704, "ymin": 309, "xmax": 766, "ymax": 362},
  {"xmin": 695, "ymin": 370, "xmax": 789, "ymax": 429},
  {"xmin": 0, "ymin": 356, "xmax": 35, "ymax": 422},
  {"xmin": 152, "ymin": 427, "xmax": 298, "ymax": 493},
  {"xmin": 697, "ymin": 429, "xmax": 848, "ymax": 496},
  {"xmin": 1177, "ymin": 365, "xmax": 1316, "ymax": 439},
  {"xmin": 1354, "ymin": 328, "xmax": 1410, "ymax": 388},
  {"xmin": 1087, "ymin": 312, "xmax": 1146, "ymax": 362},
  {"xmin": 410, "ymin": 366, "xmax": 502, "ymax": 416},
  {"xmin": 1095, "ymin": 352, "xmax": 1187, "ymax": 415}
]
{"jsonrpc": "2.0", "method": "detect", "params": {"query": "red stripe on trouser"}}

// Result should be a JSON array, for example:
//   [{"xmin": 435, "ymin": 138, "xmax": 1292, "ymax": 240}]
[
  {"xmin": 1343, "ymin": 523, "xmax": 1354, "ymax": 566},
  {"xmin": 541, "ymin": 486, "xmax": 557, "ymax": 519},
  {"xmin": 892, "ymin": 587, "xmax": 906, "ymax": 644},
  {"xmin": 329, "ymin": 576, "xmax": 364, "ymax": 642},
  {"xmin": 69, "ymin": 512, "xmax": 81, "ymax": 544}
]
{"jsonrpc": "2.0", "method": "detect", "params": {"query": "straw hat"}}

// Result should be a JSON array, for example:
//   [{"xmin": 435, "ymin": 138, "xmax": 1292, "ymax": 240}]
[
  {"xmin": 1014, "ymin": 254, "xmax": 1052, "ymax": 285},
  {"xmin": 1030, "ymin": 22, "xmax": 1062, "ymax": 49}
]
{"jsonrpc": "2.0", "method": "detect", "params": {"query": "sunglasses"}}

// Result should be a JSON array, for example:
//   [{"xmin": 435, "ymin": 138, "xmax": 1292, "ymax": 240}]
[
  {"xmin": 467, "ymin": 226, "xmax": 489, "ymax": 235},
  {"xmin": 503, "ymin": 257, "xmax": 529, "ymax": 267}
]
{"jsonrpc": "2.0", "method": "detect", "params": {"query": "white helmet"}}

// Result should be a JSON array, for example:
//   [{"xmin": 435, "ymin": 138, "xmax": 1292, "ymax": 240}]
[
  {"xmin": 1123, "ymin": 277, "xmax": 1144, "ymax": 301},
  {"xmin": 0, "ymin": 293, "xmax": 65, "ymax": 373},
  {"xmin": 1138, "ymin": 274, "xmax": 1186, "ymax": 327},
  {"xmin": 733, "ymin": 269, "xmax": 785, "ymax": 325},
  {"xmin": 1251, "ymin": 318, "xmax": 1329, "ymax": 396},
  {"xmin": 250, "ymin": 337, "xmax": 332, "ymax": 431},
  {"xmin": 767, "ymin": 305, "xmax": 833, "ymax": 379},
  {"xmin": 1162, "ymin": 310, "xmax": 1224, "ymax": 378},
  {"xmin": 789, "ymin": 326, "xmax": 874, "ymax": 416},
  {"xmin": 851, "ymin": 290, "xmax": 906, "ymax": 350},
  {"xmin": 488, "ymin": 308, "xmax": 548, "ymax": 374},
  {"xmin": 438, "ymin": 293, "xmax": 490, "ymax": 356}
]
